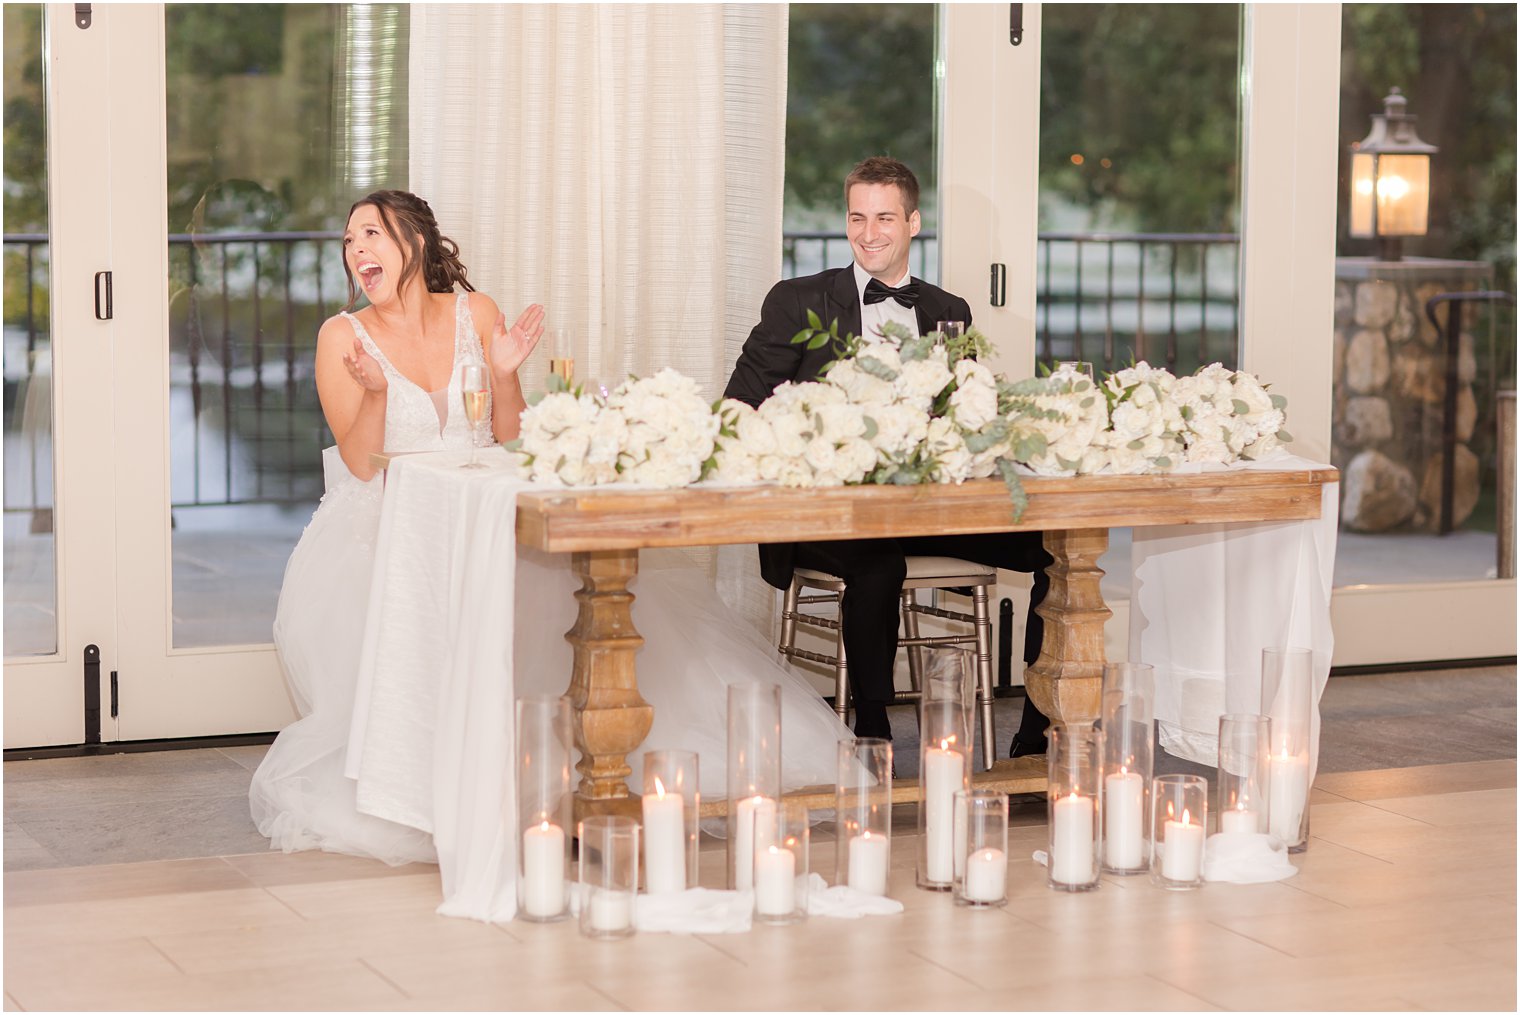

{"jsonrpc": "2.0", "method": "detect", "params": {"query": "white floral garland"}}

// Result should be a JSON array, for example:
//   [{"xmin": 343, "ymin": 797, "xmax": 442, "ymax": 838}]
[{"xmin": 508, "ymin": 322, "xmax": 1291, "ymax": 520}]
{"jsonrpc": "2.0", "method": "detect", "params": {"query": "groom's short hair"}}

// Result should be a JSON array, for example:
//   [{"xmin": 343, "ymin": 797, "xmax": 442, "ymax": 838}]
[{"xmin": 844, "ymin": 157, "xmax": 920, "ymax": 217}]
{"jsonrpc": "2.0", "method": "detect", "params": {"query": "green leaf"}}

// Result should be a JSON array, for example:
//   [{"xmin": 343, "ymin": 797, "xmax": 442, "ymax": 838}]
[
  {"xmin": 526, "ymin": 391, "xmax": 546, "ymax": 407},
  {"xmin": 502, "ymin": 438, "xmax": 523, "ymax": 452},
  {"xmin": 1127, "ymin": 438, "xmax": 1145, "ymax": 451},
  {"xmin": 1180, "ymin": 404, "xmax": 1193, "ymax": 421},
  {"xmin": 809, "ymin": 334, "xmax": 829, "ymax": 350},
  {"xmin": 996, "ymin": 458, "xmax": 1028, "ymax": 522},
  {"xmin": 861, "ymin": 416, "xmax": 879, "ymax": 441},
  {"xmin": 1232, "ymin": 398, "xmax": 1251, "ymax": 415},
  {"xmin": 790, "ymin": 328, "xmax": 814, "ymax": 346},
  {"xmin": 807, "ymin": 307, "xmax": 822, "ymax": 331},
  {"xmin": 1270, "ymin": 393, "xmax": 1289, "ymax": 410},
  {"xmin": 1277, "ymin": 429, "xmax": 1294, "ymax": 443}
]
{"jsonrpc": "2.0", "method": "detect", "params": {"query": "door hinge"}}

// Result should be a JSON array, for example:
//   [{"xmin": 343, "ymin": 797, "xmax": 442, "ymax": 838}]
[
  {"xmin": 94, "ymin": 271, "xmax": 112, "ymax": 320},
  {"xmin": 84, "ymin": 644, "xmax": 101, "ymax": 744},
  {"xmin": 75, "ymin": 4, "xmax": 91, "ymax": 29},
  {"xmin": 110, "ymin": 671, "xmax": 119, "ymax": 719}
]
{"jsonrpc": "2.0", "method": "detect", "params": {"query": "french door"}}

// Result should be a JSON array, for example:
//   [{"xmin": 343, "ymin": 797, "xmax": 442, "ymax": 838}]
[
  {"xmin": 938, "ymin": 2, "xmax": 1515, "ymax": 667},
  {"xmin": 4, "ymin": 4, "xmax": 300, "ymax": 747}
]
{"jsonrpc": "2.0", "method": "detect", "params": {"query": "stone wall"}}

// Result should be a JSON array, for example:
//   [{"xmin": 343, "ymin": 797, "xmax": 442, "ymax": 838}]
[{"xmin": 1332, "ymin": 259, "xmax": 1492, "ymax": 533}]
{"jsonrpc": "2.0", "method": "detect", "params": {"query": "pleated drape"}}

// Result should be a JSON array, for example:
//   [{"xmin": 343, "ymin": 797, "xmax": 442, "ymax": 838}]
[{"xmin": 409, "ymin": 4, "xmax": 789, "ymax": 638}]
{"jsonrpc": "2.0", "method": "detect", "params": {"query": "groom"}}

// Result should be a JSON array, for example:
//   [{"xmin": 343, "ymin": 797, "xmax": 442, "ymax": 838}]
[{"xmin": 724, "ymin": 156, "xmax": 1052, "ymax": 755}]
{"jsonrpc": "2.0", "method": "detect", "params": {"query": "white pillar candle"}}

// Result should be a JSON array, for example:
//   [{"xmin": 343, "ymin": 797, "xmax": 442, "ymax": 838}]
[
  {"xmin": 754, "ymin": 845, "xmax": 796, "ymax": 916},
  {"xmin": 587, "ymin": 888, "xmax": 633, "ymax": 933},
  {"xmin": 963, "ymin": 847, "xmax": 1007, "ymax": 903},
  {"xmin": 1161, "ymin": 811, "xmax": 1205, "ymax": 882},
  {"xmin": 924, "ymin": 741, "xmax": 965, "ymax": 883},
  {"xmin": 734, "ymin": 795, "xmax": 776, "ymax": 891},
  {"xmin": 1050, "ymin": 792, "xmax": 1096, "ymax": 885},
  {"xmin": 641, "ymin": 779, "xmax": 687, "ymax": 895},
  {"xmin": 847, "ymin": 831, "xmax": 890, "ymax": 896},
  {"xmin": 1268, "ymin": 752, "xmax": 1310, "ymax": 842},
  {"xmin": 1103, "ymin": 768, "xmax": 1145, "ymax": 869},
  {"xmin": 521, "ymin": 821, "xmax": 566, "ymax": 918},
  {"xmin": 1219, "ymin": 806, "xmax": 1258, "ymax": 834}
]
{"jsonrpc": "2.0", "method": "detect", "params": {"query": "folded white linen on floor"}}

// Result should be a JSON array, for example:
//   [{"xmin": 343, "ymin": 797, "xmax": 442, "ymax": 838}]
[
  {"xmin": 1201, "ymin": 831, "xmax": 1298, "ymax": 883},
  {"xmin": 610, "ymin": 878, "xmax": 905, "ymax": 934},
  {"xmin": 804, "ymin": 874, "xmax": 906, "ymax": 918},
  {"xmin": 634, "ymin": 888, "xmax": 755, "ymax": 933},
  {"xmin": 1130, "ymin": 455, "xmax": 1340, "ymax": 779}
]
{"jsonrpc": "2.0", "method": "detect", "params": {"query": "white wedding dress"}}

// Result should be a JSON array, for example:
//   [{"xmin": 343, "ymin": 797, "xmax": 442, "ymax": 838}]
[{"xmin": 249, "ymin": 293, "xmax": 850, "ymax": 866}]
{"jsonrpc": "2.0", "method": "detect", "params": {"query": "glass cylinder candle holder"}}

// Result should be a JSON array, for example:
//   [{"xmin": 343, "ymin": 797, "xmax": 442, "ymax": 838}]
[
  {"xmin": 1262, "ymin": 647, "xmax": 1314, "ymax": 852},
  {"xmin": 916, "ymin": 648, "xmax": 974, "ymax": 890},
  {"xmin": 955, "ymin": 789, "xmax": 1009, "ymax": 907},
  {"xmin": 642, "ymin": 749, "xmax": 698, "ymax": 894},
  {"xmin": 1150, "ymin": 774, "xmax": 1208, "ymax": 890},
  {"xmin": 1047, "ymin": 723, "xmax": 1102, "ymax": 892},
  {"xmin": 577, "ymin": 815, "xmax": 639, "ymax": 939},
  {"xmin": 754, "ymin": 800, "xmax": 810, "ymax": 924},
  {"xmin": 835, "ymin": 737, "xmax": 893, "ymax": 895},
  {"xmin": 1099, "ymin": 662, "xmax": 1155, "ymax": 875},
  {"xmin": 727, "ymin": 683, "xmax": 782, "ymax": 890},
  {"xmin": 516, "ymin": 694, "xmax": 573, "ymax": 922},
  {"xmin": 1217, "ymin": 713, "xmax": 1270, "ymax": 835}
]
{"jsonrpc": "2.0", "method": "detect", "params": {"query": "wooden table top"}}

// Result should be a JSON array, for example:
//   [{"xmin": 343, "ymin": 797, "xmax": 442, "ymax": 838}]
[{"xmin": 513, "ymin": 467, "xmax": 1339, "ymax": 553}]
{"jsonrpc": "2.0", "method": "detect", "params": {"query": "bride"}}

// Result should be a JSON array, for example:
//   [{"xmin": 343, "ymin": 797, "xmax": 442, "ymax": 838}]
[{"xmin": 249, "ymin": 190, "xmax": 850, "ymax": 865}]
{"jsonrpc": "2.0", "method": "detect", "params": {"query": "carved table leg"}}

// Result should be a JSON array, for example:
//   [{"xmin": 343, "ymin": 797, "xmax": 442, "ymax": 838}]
[
  {"xmin": 1023, "ymin": 528, "xmax": 1112, "ymax": 726},
  {"xmin": 567, "ymin": 549, "xmax": 651, "ymax": 822}
]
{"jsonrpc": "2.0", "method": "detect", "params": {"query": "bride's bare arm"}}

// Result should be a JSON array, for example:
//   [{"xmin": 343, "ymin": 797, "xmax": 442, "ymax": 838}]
[
  {"xmin": 315, "ymin": 316, "xmax": 388, "ymax": 480},
  {"xmin": 471, "ymin": 292, "xmax": 544, "ymax": 443}
]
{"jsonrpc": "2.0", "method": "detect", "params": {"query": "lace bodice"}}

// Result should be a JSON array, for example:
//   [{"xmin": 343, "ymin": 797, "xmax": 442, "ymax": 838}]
[{"xmin": 340, "ymin": 292, "xmax": 490, "ymax": 453}]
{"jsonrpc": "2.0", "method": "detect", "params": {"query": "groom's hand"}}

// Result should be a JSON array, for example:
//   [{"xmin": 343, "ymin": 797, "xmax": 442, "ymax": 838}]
[{"xmin": 491, "ymin": 304, "xmax": 546, "ymax": 377}]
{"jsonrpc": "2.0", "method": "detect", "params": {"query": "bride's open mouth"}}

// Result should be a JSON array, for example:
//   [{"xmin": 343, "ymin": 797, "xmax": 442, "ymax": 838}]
[{"xmin": 357, "ymin": 261, "xmax": 384, "ymax": 292}]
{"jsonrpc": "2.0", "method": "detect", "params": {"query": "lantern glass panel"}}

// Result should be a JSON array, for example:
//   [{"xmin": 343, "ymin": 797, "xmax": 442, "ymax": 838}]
[
  {"xmin": 1374, "ymin": 153, "xmax": 1430, "ymax": 236},
  {"xmin": 1348, "ymin": 152, "xmax": 1376, "ymax": 237}
]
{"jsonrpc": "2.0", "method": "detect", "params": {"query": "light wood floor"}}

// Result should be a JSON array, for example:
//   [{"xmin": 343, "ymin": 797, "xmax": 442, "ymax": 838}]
[{"xmin": 3, "ymin": 758, "xmax": 1514, "ymax": 1011}]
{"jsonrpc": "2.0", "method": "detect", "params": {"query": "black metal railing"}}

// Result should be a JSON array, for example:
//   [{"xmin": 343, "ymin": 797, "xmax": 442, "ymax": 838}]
[{"xmin": 3, "ymin": 229, "xmax": 1241, "ymax": 516}]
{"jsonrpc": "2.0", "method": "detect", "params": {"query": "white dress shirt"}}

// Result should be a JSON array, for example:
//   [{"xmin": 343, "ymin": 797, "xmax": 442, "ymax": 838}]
[{"xmin": 853, "ymin": 262, "xmax": 919, "ymax": 340}]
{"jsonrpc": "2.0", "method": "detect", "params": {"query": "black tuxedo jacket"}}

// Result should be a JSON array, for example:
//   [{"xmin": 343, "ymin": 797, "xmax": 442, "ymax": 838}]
[{"xmin": 723, "ymin": 266, "xmax": 974, "ymax": 588}]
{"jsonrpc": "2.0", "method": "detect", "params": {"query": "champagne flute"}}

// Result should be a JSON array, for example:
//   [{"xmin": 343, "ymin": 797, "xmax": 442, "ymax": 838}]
[
  {"xmin": 935, "ymin": 320, "xmax": 966, "ymax": 347},
  {"xmin": 460, "ymin": 363, "xmax": 489, "ymax": 469},
  {"xmin": 548, "ymin": 327, "xmax": 574, "ymax": 385}
]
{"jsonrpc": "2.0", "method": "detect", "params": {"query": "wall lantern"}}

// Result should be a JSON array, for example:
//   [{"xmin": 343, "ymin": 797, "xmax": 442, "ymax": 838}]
[{"xmin": 1349, "ymin": 87, "xmax": 1438, "ymax": 262}]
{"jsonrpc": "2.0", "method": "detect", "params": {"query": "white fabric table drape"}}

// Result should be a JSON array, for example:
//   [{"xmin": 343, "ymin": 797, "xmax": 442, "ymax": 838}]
[
  {"xmin": 347, "ymin": 450, "xmax": 530, "ymax": 922},
  {"xmin": 1129, "ymin": 455, "xmax": 1340, "ymax": 779}
]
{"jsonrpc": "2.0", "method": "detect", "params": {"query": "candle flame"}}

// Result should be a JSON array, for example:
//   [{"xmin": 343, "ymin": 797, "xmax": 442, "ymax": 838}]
[
  {"xmin": 767, "ymin": 845, "xmax": 781, "ymax": 856},
  {"xmin": 653, "ymin": 776, "xmax": 667, "ymax": 798},
  {"xmin": 1181, "ymin": 809, "xmax": 1192, "ymax": 826},
  {"xmin": 540, "ymin": 820, "xmax": 552, "ymax": 832},
  {"xmin": 1067, "ymin": 791, "xmax": 1081, "ymax": 802},
  {"xmin": 939, "ymin": 737, "xmax": 956, "ymax": 751},
  {"xmin": 1166, "ymin": 800, "xmax": 1176, "ymax": 820}
]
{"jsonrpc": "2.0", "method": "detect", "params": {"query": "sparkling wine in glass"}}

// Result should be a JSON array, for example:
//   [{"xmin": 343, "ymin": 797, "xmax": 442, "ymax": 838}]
[
  {"xmin": 547, "ymin": 327, "xmax": 574, "ymax": 384},
  {"xmin": 460, "ymin": 363, "xmax": 489, "ymax": 468}
]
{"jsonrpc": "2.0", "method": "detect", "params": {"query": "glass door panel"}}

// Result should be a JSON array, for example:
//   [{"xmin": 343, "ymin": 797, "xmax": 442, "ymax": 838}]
[
  {"xmin": 3, "ymin": 4, "xmax": 56, "ymax": 658},
  {"xmin": 1037, "ymin": 4, "xmax": 1243, "ymax": 376},
  {"xmin": 1329, "ymin": 4, "xmax": 1516, "ymax": 664}
]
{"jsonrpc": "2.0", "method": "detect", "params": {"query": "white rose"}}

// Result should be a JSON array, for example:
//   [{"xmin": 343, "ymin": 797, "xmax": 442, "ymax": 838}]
[
  {"xmin": 897, "ymin": 358, "xmax": 953, "ymax": 401},
  {"xmin": 950, "ymin": 375, "xmax": 999, "ymax": 431}
]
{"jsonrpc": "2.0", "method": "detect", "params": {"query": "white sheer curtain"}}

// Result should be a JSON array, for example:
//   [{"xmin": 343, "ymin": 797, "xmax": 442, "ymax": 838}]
[{"xmin": 409, "ymin": 3, "xmax": 789, "ymax": 636}]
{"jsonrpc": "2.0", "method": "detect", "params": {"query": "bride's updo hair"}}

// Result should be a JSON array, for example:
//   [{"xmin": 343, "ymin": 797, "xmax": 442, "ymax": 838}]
[{"xmin": 342, "ymin": 189, "xmax": 476, "ymax": 310}]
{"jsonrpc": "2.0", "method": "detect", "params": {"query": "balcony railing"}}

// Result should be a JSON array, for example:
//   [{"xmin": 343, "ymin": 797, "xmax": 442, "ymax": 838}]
[{"xmin": 4, "ymin": 229, "xmax": 1240, "ymax": 515}]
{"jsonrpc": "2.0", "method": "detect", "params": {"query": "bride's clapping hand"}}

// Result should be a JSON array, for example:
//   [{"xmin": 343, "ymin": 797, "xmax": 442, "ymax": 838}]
[
  {"xmin": 490, "ymin": 304, "xmax": 546, "ymax": 376},
  {"xmin": 343, "ymin": 337, "xmax": 387, "ymax": 392}
]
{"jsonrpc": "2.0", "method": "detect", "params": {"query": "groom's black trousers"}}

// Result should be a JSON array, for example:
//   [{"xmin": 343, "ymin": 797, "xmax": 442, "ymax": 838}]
[{"xmin": 791, "ymin": 531, "xmax": 1053, "ymax": 746}]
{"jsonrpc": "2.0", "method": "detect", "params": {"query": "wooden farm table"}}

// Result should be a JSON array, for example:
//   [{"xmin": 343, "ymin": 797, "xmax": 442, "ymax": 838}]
[{"xmin": 511, "ymin": 467, "xmax": 1338, "ymax": 819}]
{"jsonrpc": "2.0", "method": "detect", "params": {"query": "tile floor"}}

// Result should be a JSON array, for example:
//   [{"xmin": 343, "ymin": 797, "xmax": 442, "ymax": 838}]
[{"xmin": 3, "ymin": 668, "xmax": 1516, "ymax": 1011}]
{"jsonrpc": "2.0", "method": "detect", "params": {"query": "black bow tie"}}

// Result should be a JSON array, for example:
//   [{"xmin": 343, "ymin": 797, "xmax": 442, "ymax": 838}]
[{"xmin": 863, "ymin": 277, "xmax": 921, "ymax": 309}]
